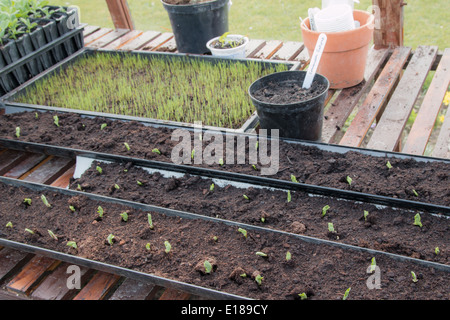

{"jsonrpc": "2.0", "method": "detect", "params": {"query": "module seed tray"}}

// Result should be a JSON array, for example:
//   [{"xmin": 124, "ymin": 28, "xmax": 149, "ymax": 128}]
[
  {"xmin": 1, "ymin": 48, "xmax": 299, "ymax": 133},
  {"xmin": 0, "ymin": 176, "xmax": 448, "ymax": 300},
  {"xmin": 1, "ymin": 103, "xmax": 449, "ymax": 214}
]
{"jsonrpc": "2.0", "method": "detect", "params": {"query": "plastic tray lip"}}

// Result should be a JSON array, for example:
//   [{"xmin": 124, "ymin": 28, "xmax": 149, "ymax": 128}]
[
  {"xmin": 0, "ymin": 137, "xmax": 449, "ymax": 216},
  {"xmin": 1, "ymin": 47, "xmax": 300, "ymax": 133},
  {"xmin": 0, "ymin": 176, "xmax": 449, "ymax": 276},
  {"xmin": 2, "ymin": 101, "xmax": 449, "ymax": 165}
]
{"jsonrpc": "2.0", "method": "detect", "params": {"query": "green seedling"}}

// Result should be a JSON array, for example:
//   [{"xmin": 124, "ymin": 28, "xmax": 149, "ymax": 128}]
[
  {"xmin": 69, "ymin": 205, "xmax": 76, "ymax": 212},
  {"xmin": 343, "ymin": 287, "xmax": 351, "ymax": 300},
  {"xmin": 287, "ymin": 191, "xmax": 292, "ymax": 203},
  {"xmin": 255, "ymin": 141, "xmax": 259, "ymax": 151},
  {"xmin": 97, "ymin": 206, "xmax": 104, "ymax": 218},
  {"xmin": 255, "ymin": 274, "xmax": 263, "ymax": 286},
  {"xmin": 191, "ymin": 149, "xmax": 195, "ymax": 160},
  {"xmin": 48, "ymin": 230, "xmax": 58, "ymax": 241},
  {"xmin": 413, "ymin": 213, "xmax": 422, "ymax": 228},
  {"xmin": 25, "ymin": 228, "xmax": 35, "ymax": 235},
  {"xmin": 76, "ymin": 184, "xmax": 83, "ymax": 191},
  {"xmin": 114, "ymin": 184, "xmax": 120, "ymax": 190},
  {"xmin": 412, "ymin": 189, "xmax": 419, "ymax": 197},
  {"xmin": 41, "ymin": 195, "xmax": 51, "ymax": 208},
  {"xmin": 363, "ymin": 210, "xmax": 369, "ymax": 221},
  {"xmin": 35, "ymin": 112, "xmax": 39, "ymax": 119},
  {"xmin": 435, "ymin": 247, "xmax": 440, "ymax": 255},
  {"xmin": 145, "ymin": 243, "xmax": 151, "ymax": 251},
  {"xmin": 238, "ymin": 228, "xmax": 247, "ymax": 239},
  {"xmin": 137, "ymin": 180, "xmax": 144, "ymax": 186},
  {"xmin": 120, "ymin": 212, "xmax": 128, "ymax": 222},
  {"xmin": 152, "ymin": 148, "xmax": 161, "ymax": 155},
  {"xmin": 260, "ymin": 216, "xmax": 265, "ymax": 223},
  {"xmin": 218, "ymin": 158, "xmax": 224, "ymax": 166},
  {"xmin": 124, "ymin": 142, "xmax": 130, "ymax": 151},
  {"xmin": 212, "ymin": 236, "xmax": 218, "ymax": 242},
  {"xmin": 286, "ymin": 251, "xmax": 292, "ymax": 262},
  {"xmin": 328, "ymin": 223, "xmax": 335, "ymax": 233},
  {"xmin": 322, "ymin": 205, "xmax": 330, "ymax": 217},
  {"xmin": 209, "ymin": 183, "xmax": 215, "ymax": 192},
  {"xmin": 67, "ymin": 241, "xmax": 78, "ymax": 249},
  {"xmin": 53, "ymin": 115, "xmax": 60, "ymax": 127},
  {"xmin": 369, "ymin": 257, "xmax": 376, "ymax": 273},
  {"xmin": 23, "ymin": 198, "xmax": 32, "ymax": 206},
  {"xmin": 252, "ymin": 164, "xmax": 258, "ymax": 171},
  {"xmin": 386, "ymin": 161, "xmax": 393, "ymax": 169},
  {"xmin": 164, "ymin": 241, "xmax": 172, "ymax": 253},
  {"xmin": 6, "ymin": 222, "xmax": 13, "ymax": 228},
  {"xmin": 106, "ymin": 234, "xmax": 115, "ymax": 246},
  {"xmin": 147, "ymin": 213, "xmax": 154, "ymax": 229},
  {"xmin": 243, "ymin": 194, "xmax": 249, "ymax": 200},
  {"xmin": 346, "ymin": 176, "xmax": 353, "ymax": 186},
  {"xmin": 100, "ymin": 123, "xmax": 107, "ymax": 130},
  {"xmin": 298, "ymin": 293, "xmax": 307, "ymax": 300},
  {"xmin": 256, "ymin": 252, "xmax": 268, "ymax": 258},
  {"xmin": 240, "ymin": 273, "xmax": 247, "ymax": 278},
  {"xmin": 15, "ymin": 127, "xmax": 20, "ymax": 138},
  {"xmin": 96, "ymin": 166, "xmax": 103, "ymax": 174},
  {"xmin": 204, "ymin": 260, "xmax": 213, "ymax": 274},
  {"xmin": 411, "ymin": 271, "xmax": 418, "ymax": 283},
  {"xmin": 290, "ymin": 175, "xmax": 299, "ymax": 183}
]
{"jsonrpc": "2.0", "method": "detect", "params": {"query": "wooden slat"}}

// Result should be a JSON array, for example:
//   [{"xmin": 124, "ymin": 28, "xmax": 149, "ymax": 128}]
[
  {"xmin": 245, "ymin": 39, "xmax": 266, "ymax": 58},
  {"xmin": 366, "ymin": 46, "xmax": 438, "ymax": 151},
  {"xmin": 82, "ymin": 25, "xmax": 101, "ymax": 37},
  {"xmin": 3, "ymin": 153, "xmax": 47, "ymax": 179},
  {"xmin": 251, "ymin": 40, "xmax": 283, "ymax": 60},
  {"xmin": 102, "ymin": 30, "xmax": 143, "ymax": 50},
  {"xmin": 294, "ymin": 47, "xmax": 310, "ymax": 69},
  {"xmin": 270, "ymin": 41, "xmax": 305, "ymax": 61},
  {"xmin": 105, "ymin": 0, "xmax": 135, "ymax": 30},
  {"xmin": 432, "ymin": 107, "xmax": 450, "ymax": 159},
  {"xmin": 323, "ymin": 47, "xmax": 391, "ymax": 144},
  {"xmin": 20, "ymin": 156, "xmax": 75, "ymax": 185},
  {"xmin": 6, "ymin": 256, "xmax": 60, "ymax": 295},
  {"xmin": 0, "ymin": 248, "xmax": 31, "ymax": 282},
  {"xmin": 30, "ymin": 263, "xmax": 91, "ymax": 300},
  {"xmin": 337, "ymin": 47, "xmax": 411, "ymax": 147},
  {"xmin": 83, "ymin": 28, "xmax": 113, "ymax": 46},
  {"xmin": 155, "ymin": 37, "xmax": 178, "ymax": 53},
  {"xmin": 402, "ymin": 48, "xmax": 450, "ymax": 155},
  {"xmin": 158, "ymin": 288, "xmax": 191, "ymax": 300},
  {"xmin": 72, "ymin": 271, "xmax": 121, "ymax": 300},
  {"xmin": 373, "ymin": 0, "xmax": 405, "ymax": 49},
  {"xmin": 108, "ymin": 278, "xmax": 155, "ymax": 300},
  {"xmin": 0, "ymin": 150, "xmax": 28, "ymax": 175},
  {"xmin": 118, "ymin": 30, "xmax": 161, "ymax": 51},
  {"xmin": 50, "ymin": 165, "xmax": 76, "ymax": 189},
  {"xmin": 87, "ymin": 28, "xmax": 130, "ymax": 49},
  {"xmin": 140, "ymin": 33, "xmax": 173, "ymax": 51}
]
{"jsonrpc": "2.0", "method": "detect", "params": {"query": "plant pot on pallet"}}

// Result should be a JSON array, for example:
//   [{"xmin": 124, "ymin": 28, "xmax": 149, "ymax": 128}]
[
  {"xmin": 301, "ymin": 10, "xmax": 374, "ymax": 89},
  {"xmin": 206, "ymin": 33, "xmax": 249, "ymax": 59},
  {"xmin": 248, "ymin": 70, "xmax": 329, "ymax": 141},
  {"xmin": 161, "ymin": 0, "xmax": 230, "ymax": 54}
]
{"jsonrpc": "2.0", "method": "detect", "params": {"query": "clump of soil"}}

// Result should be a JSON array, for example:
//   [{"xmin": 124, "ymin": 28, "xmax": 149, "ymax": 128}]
[{"xmin": 251, "ymin": 80, "xmax": 328, "ymax": 104}]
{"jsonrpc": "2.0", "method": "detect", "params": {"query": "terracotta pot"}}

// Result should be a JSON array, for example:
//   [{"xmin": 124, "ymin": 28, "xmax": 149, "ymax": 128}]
[{"xmin": 301, "ymin": 10, "xmax": 374, "ymax": 89}]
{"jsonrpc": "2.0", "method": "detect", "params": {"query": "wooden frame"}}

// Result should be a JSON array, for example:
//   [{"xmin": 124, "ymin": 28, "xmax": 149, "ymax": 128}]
[{"xmin": 105, "ymin": 0, "xmax": 134, "ymax": 30}]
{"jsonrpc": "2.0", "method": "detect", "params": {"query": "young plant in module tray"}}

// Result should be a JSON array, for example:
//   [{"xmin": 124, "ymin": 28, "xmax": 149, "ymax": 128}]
[{"xmin": 13, "ymin": 52, "xmax": 289, "ymax": 129}]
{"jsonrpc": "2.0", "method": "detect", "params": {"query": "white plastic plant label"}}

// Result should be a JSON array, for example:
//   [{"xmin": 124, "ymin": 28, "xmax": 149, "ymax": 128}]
[{"xmin": 302, "ymin": 33, "xmax": 327, "ymax": 89}]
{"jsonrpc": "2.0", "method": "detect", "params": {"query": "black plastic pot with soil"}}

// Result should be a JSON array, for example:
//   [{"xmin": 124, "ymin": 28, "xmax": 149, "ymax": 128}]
[
  {"xmin": 161, "ymin": 0, "xmax": 230, "ymax": 54},
  {"xmin": 249, "ymin": 71, "xmax": 329, "ymax": 141}
]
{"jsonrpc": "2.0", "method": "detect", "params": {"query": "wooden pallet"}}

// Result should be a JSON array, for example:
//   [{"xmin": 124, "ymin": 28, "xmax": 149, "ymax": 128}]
[{"xmin": 0, "ymin": 27, "xmax": 449, "ymax": 300}]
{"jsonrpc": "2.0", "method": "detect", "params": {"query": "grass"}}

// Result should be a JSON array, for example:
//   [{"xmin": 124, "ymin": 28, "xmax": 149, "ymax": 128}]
[
  {"xmin": 51, "ymin": 0, "xmax": 449, "ymax": 50},
  {"xmin": 14, "ymin": 52, "xmax": 289, "ymax": 128}
]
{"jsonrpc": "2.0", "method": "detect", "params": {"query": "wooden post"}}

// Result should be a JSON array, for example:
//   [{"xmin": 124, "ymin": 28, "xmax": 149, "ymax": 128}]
[
  {"xmin": 105, "ymin": 0, "xmax": 135, "ymax": 30},
  {"xmin": 372, "ymin": 0, "xmax": 405, "ymax": 49}
]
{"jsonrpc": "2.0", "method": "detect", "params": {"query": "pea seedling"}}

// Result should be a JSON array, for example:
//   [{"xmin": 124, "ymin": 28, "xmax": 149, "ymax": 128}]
[
  {"xmin": 148, "ymin": 213, "xmax": 154, "ymax": 229},
  {"xmin": 287, "ymin": 191, "xmax": 292, "ymax": 203},
  {"xmin": 41, "ymin": 195, "xmax": 51, "ymax": 208},
  {"xmin": 286, "ymin": 251, "xmax": 292, "ymax": 262},
  {"xmin": 291, "ymin": 175, "xmax": 299, "ymax": 183},
  {"xmin": 322, "ymin": 205, "xmax": 330, "ymax": 217},
  {"xmin": 238, "ymin": 228, "xmax": 247, "ymax": 239},
  {"xmin": 255, "ymin": 251, "xmax": 268, "ymax": 258},
  {"xmin": 53, "ymin": 115, "xmax": 60, "ymax": 127},
  {"xmin": 124, "ymin": 142, "xmax": 131, "ymax": 151},
  {"xmin": 25, "ymin": 228, "xmax": 35, "ymax": 235},
  {"xmin": 363, "ymin": 210, "xmax": 369, "ymax": 221},
  {"xmin": 209, "ymin": 183, "xmax": 215, "ymax": 192},
  {"xmin": 67, "ymin": 241, "xmax": 78, "ymax": 249},
  {"xmin": 145, "ymin": 243, "xmax": 151, "ymax": 251},
  {"xmin": 255, "ymin": 274, "xmax": 263, "ymax": 286},
  {"xmin": 346, "ymin": 176, "xmax": 353, "ymax": 186},
  {"xmin": 69, "ymin": 205, "xmax": 76, "ymax": 212},
  {"xmin": 298, "ymin": 293, "xmax": 307, "ymax": 300},
  {"xmin": 152, "ymin": 148, "xmax": 161, "ymax": 155},
  {"xmin": 328, "ymin": 223, "xmax": 335, "ymax": 233},
  {"xmin": 6, "ymin": 222, "xmax": 13, "ymax": 228},
  {"xmin": 100, "ymin": 123, "xmax": 107, "ymax": 130},
  {"xmin": 413, "ymin": 213, "xmax": 422, "ymax": 228},
  {"xmin": 343, "ymin": 287, "xmax": 351, "ymax": 300},
  {"xmin": 369, "ymin": 257, "xmax": 376, "ymax": 273},
  {"xmin": 96, "ymin": 166, "xmax": 103, "ymax": 174},
  {"xmin": 204, "ymin": 260, "xmax": 213, "ymax": 274},
  {"xmin": 106, "ymin": 234, "xmax": 115, "ymax": 246},
  {"xmin": 120, "ymin": 212, "xmax": 128, "ymax": 222},
  {"xmin": 164, "ymin": 241, "xmax": 172, "ymax": 253},
  {"xmin": 243, "ymin": 194, "xmax": 249, "ymax": 200},
  {"xmin": 15, "ymin": 127, "xmax": 20, "ymax": 138},
  {"xmin": 435, "ymin": 247, "xmax": 440, "ymax": 255},
  {"xmin": 23, "ymin": 198, "xmax": 32, "ymax": 206},
  {"xmin": 411, "ymin": 271, "xmax": 418, "ymax": 283},
  {"xmin": 386, "ymin": 161, "xmax": 393, "ymax": 169},
  {"xmin": 48, "ymin": 230, "xmax": 58, "ymax": 241},
  {"xmin": 97, "ymin": 206, "xmax": 104, "ymax": 218}
]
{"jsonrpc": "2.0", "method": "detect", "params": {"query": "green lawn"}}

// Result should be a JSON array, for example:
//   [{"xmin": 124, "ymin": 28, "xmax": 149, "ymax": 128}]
[{"xmin": 53, "ymin": 0, "xmax": 449, "ymax": 50}]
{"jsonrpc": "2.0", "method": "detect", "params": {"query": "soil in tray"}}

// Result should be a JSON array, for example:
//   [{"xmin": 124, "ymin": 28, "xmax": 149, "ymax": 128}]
[
  {"xmin": 251, "ymin": 79, "xmax": 328, "ymax": 104},
  {"xmin": 0, "ymin": 182, "xmax": 448, "ymax": 300},
  {"xmin": 11, "ymin": 51, "xmax": 289, "ymax": 129},
  {"xmin": 71, "ymin": 161, "xmax": 449, "ymax": 265},
  {"xmin": 1, "ymin": 111, "xmax": 449, "ymax": 206}
]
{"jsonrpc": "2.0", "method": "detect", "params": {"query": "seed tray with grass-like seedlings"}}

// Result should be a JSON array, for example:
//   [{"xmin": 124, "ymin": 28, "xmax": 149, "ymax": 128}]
[{"xmin": 9, "ymin": 49, "xmax": 294, "ymax": 130}]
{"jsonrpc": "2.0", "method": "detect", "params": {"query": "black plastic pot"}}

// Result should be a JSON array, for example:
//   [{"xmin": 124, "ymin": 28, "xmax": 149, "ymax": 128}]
[
  {"xmin": 0, "ymin": 40, "xmax": 27, "ymax": 86},
  {"xmin": 248, "ymin": 71, "xmax": 329, "ymax": 142},
  {"xmin": 28, "ymin": 22, "xmax": 53, "ymax": 69},
  {"xmin": 161, "ymin": 0, "xmax": 230, "ymax": 54},
  {"xmin": 15, "ymin": 32, "xmax": 41, "ymax": 77}
]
